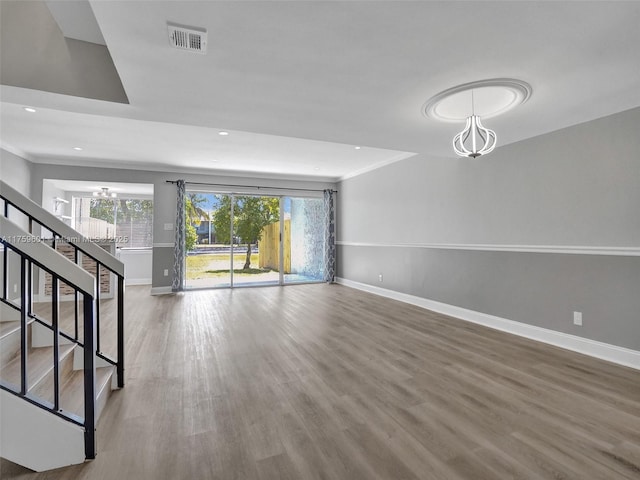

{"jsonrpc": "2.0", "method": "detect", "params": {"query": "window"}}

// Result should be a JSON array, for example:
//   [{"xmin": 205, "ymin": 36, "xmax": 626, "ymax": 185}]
[{"xmin": 72, "ymin": 197, "xmax": 153, "ymax": 248}]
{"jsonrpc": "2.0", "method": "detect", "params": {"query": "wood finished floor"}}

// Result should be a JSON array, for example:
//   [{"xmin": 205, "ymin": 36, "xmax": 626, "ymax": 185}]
[{"xmin": 2, "ymin": 284, "xmax": 639, "ymax": 479}]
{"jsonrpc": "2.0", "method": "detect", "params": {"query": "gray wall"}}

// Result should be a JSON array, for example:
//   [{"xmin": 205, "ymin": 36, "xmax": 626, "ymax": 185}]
[
  {"xmin": 0, "ymin": 149, "xmax": 34, "ymax": 300},
  {"xmin": 1, "ymin": 149, "xmax": 34, "ymax": 231},
  {"xmin": 0, "ymin": 1, "xmax": 127, "ymax": 103},
  {"xmin": 28, "ymin": 164, "xmax": 335, "ymax": 289},
  {"xmin": 337, "ymin": 107, "xmax": 640, "ymax": 351},
  {"xmin": 1, "ymin": 149, "xmax": 33, "ymax": 199},
  {"xmin": 42, "ymin": 179, "xmax": 69, "ymax": 217}
]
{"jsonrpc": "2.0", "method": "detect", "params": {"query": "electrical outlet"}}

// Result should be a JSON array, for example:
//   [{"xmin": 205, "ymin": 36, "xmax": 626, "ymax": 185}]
[
  {"xmin": 378, "ymin": 274, "xmax": 383, "ymax": 282},
  {"xmin": 164, "ymin": 223, "xmax": 173, "ymax": 231},
  {"xmin": 163, "ymin": 269, "xmax": 169, "ymax": 277},
  {"xmin": 13, "ymin": 284, "xmax": 17, "ymax": 293},
  {"xmin": 573, "ymin": 311, "xmax": 583, "ymax": 326}
]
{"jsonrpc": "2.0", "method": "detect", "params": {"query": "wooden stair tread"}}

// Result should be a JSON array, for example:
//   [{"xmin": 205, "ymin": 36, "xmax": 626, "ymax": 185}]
[
  {"xmin": 0, "ymin": 342, "xmax": 76, "ymax": 392},
  {"xmin": 32, "ymin": 299, "xmax": 118, "ymax": 356},
  {"xmin": 29, "ymin": 311, "xmax": 78, "ymax": 342},
  {"xmin": 30, "ymin": 315, "xmax": 77, "ymax": 334},
  {"xmin": 58, "ymin": 366, "xmax": 114, "ymax": 418}
]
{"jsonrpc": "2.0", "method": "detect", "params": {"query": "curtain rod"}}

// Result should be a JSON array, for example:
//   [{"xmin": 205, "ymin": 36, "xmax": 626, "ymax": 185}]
[{"xmin": 165, "ymin": 180, "xmax": 337, "ymax": 194}]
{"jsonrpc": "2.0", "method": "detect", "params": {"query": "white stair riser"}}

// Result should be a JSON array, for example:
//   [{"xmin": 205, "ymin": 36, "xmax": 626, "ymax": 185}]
[
  {"xmin": 31, "ymin": 321, "xmax": 74, "ymax": 348},
  {"xmin": 72, "ymin": 346, "xmax": 113, "ymax": 371},
  {"xmin": 0, "ymin": 301, "xmax": 20, "ymax": 322},
  {"xmin": 96, "ymin": 367, "xmax": 116, "ymax": 421},
  {"xmin": 29, "ymin": 347, "xmax": 76, "ymax": 400},
  {"xmin": 0, "ymin": 327, "xmax": 22, "ymax": 366}
]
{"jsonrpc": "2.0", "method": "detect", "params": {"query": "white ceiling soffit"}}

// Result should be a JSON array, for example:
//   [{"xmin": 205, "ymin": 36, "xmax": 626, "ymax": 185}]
[
  {"xmin": 2, "ymin": 1, "xmax": 640, "ymax": 180},
  {"xmin": 45, "ymin": 179, "xmax": 153, "ymax": 196},
  {"xmin": 45, "ymin": 0, "xmax": 105, "ymax": 45},
  {"xmin": 0, "ymin": 103, "xmax": 413, "ymax": 181}
]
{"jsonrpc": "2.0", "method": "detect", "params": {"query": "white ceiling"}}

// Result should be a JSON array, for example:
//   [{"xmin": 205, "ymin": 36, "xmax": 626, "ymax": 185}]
[{"xmin": 2, "ymin": 1, "xmax": 640, "ymax": 181}]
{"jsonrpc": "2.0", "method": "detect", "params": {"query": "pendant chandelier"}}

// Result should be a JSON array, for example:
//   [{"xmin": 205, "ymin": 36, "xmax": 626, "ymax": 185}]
[
  {"xmin": 452, "ymin": 91, "xmax": 496, "ymax": 158},
  {"xmin": 422, "ymin": 79, "xmax": 532, "ymax": 159},
  {"xmin": 93, "ymin": 187, "xmax": 117, "ymax": 198}
]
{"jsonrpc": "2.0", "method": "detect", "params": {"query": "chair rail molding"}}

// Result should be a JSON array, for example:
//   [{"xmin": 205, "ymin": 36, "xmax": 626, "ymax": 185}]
[{"xmin": 336, "ymin": 240, "xmax": 640, "ymax": 257}]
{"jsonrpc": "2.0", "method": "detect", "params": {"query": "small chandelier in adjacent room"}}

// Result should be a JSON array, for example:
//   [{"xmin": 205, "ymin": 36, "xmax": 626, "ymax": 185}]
[
  {"xmin": 452, "ymin": 91, "xmax": 497, "ymax": 158},
  {"xmin": 93, "ymin": 187, "xmax": 117, "ymax": 198}
]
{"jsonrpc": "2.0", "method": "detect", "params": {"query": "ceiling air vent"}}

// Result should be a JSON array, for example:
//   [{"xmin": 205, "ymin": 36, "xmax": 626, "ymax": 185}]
[{"xmin": 168, "ymin": 23, "xmax": 207, "ymax": 54}]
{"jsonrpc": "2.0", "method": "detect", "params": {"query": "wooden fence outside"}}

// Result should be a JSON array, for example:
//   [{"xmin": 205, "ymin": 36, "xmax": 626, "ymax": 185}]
[{"xmin": 258, "ymin": 219, "xmax": 291, "ymax": 273}]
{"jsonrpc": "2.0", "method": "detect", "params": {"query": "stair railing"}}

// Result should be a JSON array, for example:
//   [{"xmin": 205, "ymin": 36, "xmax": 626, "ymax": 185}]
[
  {"xmin": 0, "ymin": 181, "xmax": 124, "ymax": 388},
  {"xmin": 1, "ymin": 217, "xmax": 97, "ymax": 458}
]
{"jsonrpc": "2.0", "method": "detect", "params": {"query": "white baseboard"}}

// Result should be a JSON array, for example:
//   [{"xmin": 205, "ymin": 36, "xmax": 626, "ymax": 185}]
[
  {"xmin": 125, "ymin": 278, "xmax": 152, "ymax": 286},
  {"xmin": 150, "ymin": 286, "xmax": 173, "ymax": 296},
  {"xmin": 336, "ymin": 277, "xmax": 640, "ymax": 371}
]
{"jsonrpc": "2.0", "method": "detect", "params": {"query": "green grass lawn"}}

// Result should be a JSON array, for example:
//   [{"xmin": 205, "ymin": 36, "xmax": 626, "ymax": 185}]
[{"xmin": 186, "ymin": 253, "xmax": 264, "ymax": 279}]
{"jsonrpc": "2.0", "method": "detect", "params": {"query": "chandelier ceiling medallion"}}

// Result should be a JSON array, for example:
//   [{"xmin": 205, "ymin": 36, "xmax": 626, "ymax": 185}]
[{"xmin": 423, "ymin": 78, "xmax": 532, "ymax": 158}]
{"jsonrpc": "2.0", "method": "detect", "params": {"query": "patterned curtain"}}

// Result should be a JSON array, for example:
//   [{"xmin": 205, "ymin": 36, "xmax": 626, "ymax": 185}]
[
  {"xmin": 172, "ymin": 180, "xmax": 186, "ymax": 292},
  {"xmin": 323, "ymin": 189, "xmax": 336, "ymax": 283}
]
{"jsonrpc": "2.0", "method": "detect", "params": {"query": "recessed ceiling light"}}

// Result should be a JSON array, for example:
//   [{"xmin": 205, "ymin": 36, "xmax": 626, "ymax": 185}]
[
  {"xmin": 73, "ymin": 147, "xmax": 83, "ymax": 151},
  {"xmin": 23, "ymin": 107, "xmax": 36, "ymax": 113},
  {"xmin": 314, "ymin": 167, "xmax": 320, "ymax": 170},
  {"xmin": 354, "ymin": 146, "xmax": 361, "ymax": 150},
  {"xmin": 218, "ymin": 131, "xmax": 229, "ymax": 136}
]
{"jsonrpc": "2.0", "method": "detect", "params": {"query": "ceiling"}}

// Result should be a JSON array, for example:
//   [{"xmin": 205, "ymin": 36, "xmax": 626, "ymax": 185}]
[
  {"xmin": 45, "ymin": 179, "xmax": 153, "ymax": 197},
  {"xmin": 2, "ymin": 1, "xmax": 640, "ymax": 182}
]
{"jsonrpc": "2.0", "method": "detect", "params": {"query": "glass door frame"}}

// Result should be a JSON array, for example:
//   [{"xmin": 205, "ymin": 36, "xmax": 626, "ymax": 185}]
[
  {"xmin": 227, "ymin": 193, "xmax": 283, "ymax": 289},
  {"xmin": 229, "ymin": 197, "xmax": 234, "ymax": 287},
  {"xmin": 278, "ymin": 196, "xmax": 285, "ymax": 286}
]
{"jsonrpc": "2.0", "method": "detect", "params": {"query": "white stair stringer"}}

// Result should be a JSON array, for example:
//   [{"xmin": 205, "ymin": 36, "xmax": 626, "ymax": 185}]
[{"xmin": 0, "ymin": 389, "xmax": 85, "ymax": 472}]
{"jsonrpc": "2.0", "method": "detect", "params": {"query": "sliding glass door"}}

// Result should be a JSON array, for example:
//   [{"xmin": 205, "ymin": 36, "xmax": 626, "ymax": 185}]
[
  {"xmin": 230, "ymin": 195, "xmax": 280, "ymax": 287},
  {"xmin": 184, "ymin": 190, "xmax": 324, "ymax": 289},
  {"xmin": 184, "ymin": 192, "xmax": 231, "ymax": 289}
]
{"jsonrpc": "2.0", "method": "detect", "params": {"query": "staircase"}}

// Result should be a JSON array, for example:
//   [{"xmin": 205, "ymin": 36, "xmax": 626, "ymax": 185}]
[{"xmin": 0, "ymin": 181, "xmax": 125, "ymax": 472}]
